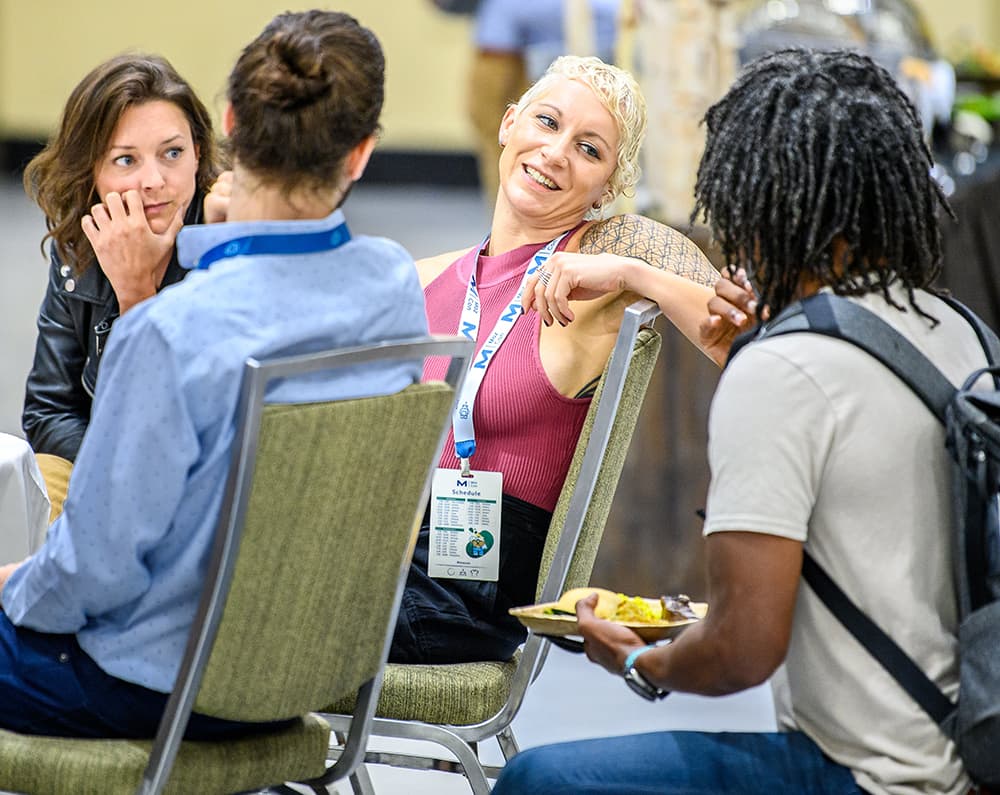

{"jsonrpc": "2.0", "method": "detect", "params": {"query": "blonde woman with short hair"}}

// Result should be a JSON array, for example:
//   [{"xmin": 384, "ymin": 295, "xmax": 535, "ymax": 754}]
[{"xmin": 390, "ymin": 55, "xmax": 722, "ymax": 665}]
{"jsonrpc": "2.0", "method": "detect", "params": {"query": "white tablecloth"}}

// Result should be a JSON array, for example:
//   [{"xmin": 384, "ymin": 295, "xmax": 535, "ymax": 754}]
[{"xmin": 0, "ymin": 433, "xmax": 49, "ymax": 565}]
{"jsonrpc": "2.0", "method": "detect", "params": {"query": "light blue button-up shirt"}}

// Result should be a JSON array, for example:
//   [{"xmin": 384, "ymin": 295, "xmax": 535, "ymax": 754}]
[{"xmin": 2, "ymin": 210, "xmax": 427, "ymax": 693}]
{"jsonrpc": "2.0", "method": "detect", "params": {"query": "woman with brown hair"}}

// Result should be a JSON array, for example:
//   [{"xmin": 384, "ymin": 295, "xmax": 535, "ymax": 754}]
[{"xmin": 21, "ymin": 54, "xmax": 220, "ymax": 518}]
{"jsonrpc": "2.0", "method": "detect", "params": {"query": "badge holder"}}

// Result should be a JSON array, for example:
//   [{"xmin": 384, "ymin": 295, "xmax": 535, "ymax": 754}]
[{"xmin": 428, "ymin": 468, "xmax": 502, "ymax": 582}]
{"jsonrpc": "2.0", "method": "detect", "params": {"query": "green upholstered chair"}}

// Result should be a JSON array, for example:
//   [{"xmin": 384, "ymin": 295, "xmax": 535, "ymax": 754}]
[
  {"xmin": 323, "ymin": 300, "xmax": 664, "ymax": 794},
  {"xmin": 0, "ymin": 336, "xmax": 471, "ymax": 795}
]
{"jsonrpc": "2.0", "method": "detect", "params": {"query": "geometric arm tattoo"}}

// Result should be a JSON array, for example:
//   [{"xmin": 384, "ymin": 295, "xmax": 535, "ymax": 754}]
[{"xmin": 578, "ymin": 213, "xmax": 719, "ymax": 287}]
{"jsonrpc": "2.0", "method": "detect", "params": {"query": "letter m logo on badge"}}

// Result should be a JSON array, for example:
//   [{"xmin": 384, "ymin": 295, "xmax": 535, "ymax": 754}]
[{"xmin": 502, "ymin": 303, "xmax": 520, "ymax": 322}]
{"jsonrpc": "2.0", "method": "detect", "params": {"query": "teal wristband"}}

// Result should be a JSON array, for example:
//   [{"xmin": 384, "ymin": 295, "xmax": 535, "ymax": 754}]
[{"xmin": 622, "ymin": 643, "xmax": 657, "ymax": 676}]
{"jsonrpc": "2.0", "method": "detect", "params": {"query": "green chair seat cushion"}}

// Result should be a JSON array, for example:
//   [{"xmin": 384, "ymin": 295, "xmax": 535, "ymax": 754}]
[
  {"xmin": 324, "ymin": 657, "xmax": 518, "ymax": 726},
  {"xmin": 0, "ymin": 714, "xmax": 330, "ymax": 795}
]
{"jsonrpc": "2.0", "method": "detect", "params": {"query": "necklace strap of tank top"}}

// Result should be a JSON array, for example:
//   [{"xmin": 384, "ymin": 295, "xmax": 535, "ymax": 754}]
[{"xmin": 452, "ymin": 231, "xmax": 568, "ymax": 475}]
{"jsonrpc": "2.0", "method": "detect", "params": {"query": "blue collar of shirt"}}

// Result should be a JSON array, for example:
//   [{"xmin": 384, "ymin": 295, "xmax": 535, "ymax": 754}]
[{"xmin": 177, "ymin": 209, "xmax": 349, "ymax": 270}]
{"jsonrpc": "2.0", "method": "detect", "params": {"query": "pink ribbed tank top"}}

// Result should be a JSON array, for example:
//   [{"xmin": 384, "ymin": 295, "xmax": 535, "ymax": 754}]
[{"xmin": 423, "ymin": 234, "xmax": 591, "ymax": 512}]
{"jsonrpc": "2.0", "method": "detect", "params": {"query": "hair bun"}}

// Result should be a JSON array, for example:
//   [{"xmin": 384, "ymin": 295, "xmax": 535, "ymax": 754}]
[
  {"xmin": 226, "ymin": 10, "xmax": 385, "ymax": 191},
  {"xmin": 263, "ymin": 33, "xmax": 329, "ymax": 110}
]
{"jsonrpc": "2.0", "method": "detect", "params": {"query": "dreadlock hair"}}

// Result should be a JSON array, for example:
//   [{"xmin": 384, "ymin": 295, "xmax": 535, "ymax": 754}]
[{"xmin": 691, "ymin": 48, "xmax": 951, "ymax": 323}]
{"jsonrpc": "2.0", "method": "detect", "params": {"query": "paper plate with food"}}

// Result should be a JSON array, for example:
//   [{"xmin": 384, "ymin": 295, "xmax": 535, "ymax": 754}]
[{"xmin": 509, "ymin": 586, "xmax": 708, "ymax": 644}]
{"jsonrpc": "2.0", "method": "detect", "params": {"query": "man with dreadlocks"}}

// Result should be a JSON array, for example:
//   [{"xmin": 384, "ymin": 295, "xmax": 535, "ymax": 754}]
[{"xmin": 491, "ymin": 49, "xmax": 983, "ymax": 795}]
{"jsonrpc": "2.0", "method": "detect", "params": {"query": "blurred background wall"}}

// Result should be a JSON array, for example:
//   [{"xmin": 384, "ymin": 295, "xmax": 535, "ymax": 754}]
[
  {"xmin": 0, "ymin": 2, "xmax": 474, "ymax": 150},
  {"xmin": 0, "ymin": 1, "xmax": 997, "ymax": 159},
  {"xmin": 921, "ymin": 0, "xmax": 998, "ymax": 51}
]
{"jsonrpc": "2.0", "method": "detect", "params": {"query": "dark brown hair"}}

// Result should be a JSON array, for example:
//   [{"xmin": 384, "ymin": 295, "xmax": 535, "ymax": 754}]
[
  {"xmin": 22, "ymin": 53, "xmax": 219, "ymax": 275},
  {"xmin": 226, "ymin": 10, "xmax": 384, "ymax": 196}
]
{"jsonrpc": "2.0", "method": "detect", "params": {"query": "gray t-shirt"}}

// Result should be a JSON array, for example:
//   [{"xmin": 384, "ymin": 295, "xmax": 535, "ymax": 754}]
[{"xmin": 704, "ymin": 284, "xmax": 986, "ymax": 795}]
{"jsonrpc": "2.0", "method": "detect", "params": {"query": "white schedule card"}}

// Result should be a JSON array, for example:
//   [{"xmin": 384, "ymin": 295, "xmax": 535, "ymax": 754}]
[{"xmin": 428, "ymin": 468, "xmax": 502, "ymax": 581}]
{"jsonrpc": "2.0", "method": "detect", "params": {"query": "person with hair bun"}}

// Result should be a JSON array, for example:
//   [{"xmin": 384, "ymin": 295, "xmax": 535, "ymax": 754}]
[
  {"xmin": 390, "ymin": 54, "xmax": 723, "ymax": 665},
  {"xmin": 21, "ymin": 53, "xmax": 221, "ymax": 521},
  {"xmin": 0, "ymin": 10, "xmax": 425, "ymax": 740}
]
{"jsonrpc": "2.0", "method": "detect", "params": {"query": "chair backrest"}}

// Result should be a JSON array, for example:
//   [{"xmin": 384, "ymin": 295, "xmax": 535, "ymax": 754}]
[
  {"xmin": 536, "ymin": 300, "xmax": 662, "ymax": 603},
  {"xmin": 196, "ymin": 385, "xmax": 452, "ymax": 718},
  {"xmin": 141, "ymin": 336, "xmax": 470, "ymax": 793},
  {"xmin": 476, "ymin": 301, "xmax": 661, "ymax": 740}
]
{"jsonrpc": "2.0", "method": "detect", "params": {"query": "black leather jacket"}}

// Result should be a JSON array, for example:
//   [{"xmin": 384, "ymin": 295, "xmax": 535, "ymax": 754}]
[{"xmin": 22, "ymin": 193, "xmax": 205, "ymax": 461}]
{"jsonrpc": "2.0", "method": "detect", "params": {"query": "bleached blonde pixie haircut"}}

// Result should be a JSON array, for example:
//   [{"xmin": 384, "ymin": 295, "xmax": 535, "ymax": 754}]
[{"xmin": 512, "ymin": 54, "xmax": 647, "ymax": 210}]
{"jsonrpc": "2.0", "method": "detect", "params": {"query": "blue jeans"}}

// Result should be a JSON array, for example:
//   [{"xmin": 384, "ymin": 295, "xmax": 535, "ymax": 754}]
[
  {"xmin": 492, "ymin": 730, "xmax": 867, "ymax": 795},
  {"xmin": 0, "ymin": 612, "xmax": 293, "ymax": 739}
]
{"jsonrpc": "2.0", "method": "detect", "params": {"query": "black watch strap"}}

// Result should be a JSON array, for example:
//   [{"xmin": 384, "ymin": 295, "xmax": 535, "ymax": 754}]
[{"xmin": 622, "ymin": 643, "xmax": 670, "ymax": 701}]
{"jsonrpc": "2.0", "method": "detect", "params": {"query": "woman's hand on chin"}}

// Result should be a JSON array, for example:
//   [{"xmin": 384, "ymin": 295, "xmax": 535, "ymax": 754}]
[{"xmin": 82, "ymin": 190, "xmax": 184, "ymax": 314}]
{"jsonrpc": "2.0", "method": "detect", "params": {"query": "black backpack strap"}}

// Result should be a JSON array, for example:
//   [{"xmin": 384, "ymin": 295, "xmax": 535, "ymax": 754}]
[
  {"xmin": 937, "ymin": 294, "xmax": 1000, "ymax": 387},
  {"xmin": 802, "ymin": 552, "xmax": 957, "ymax": 728},
  {"xmin": 938, "ymin": 293, "xmax": 1000, "ymax": 365},
  {"xmin": 759, "ymin": 293, "xmax": 956, "ymax": 422},
  {"xmin": 724, "ymin": 327, "xmax": 761, "ymax": 367},
  {"xmin": 751, "ymin": 293, "xmax": 962, "ymax": 730},
  {"xmin": 724, "ymin": 302, "xmax": 810, "ymax": 369}
]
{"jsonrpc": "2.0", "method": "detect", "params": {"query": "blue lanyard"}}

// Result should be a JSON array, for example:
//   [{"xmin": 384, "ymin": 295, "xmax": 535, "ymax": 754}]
[
  {"xmin": 452, "ymin": 231, "xmax": 568, "ymax": 474},
  {"xmin": 193, "ymin": 218, "xmax": 351, "ymax": 270}
]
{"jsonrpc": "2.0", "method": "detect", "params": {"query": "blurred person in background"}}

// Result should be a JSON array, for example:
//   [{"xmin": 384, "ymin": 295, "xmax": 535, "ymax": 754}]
[{"xmin": 462, "ymin": 0, "xmax": 622, "ymax": 207}]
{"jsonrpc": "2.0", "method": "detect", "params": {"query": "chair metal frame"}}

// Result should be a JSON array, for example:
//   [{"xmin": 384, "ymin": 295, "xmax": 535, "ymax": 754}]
[
  {"xmin": 136, "ymin": 335, "xmax": 472, "ymax": 795},
  {"xmin": 324, "ymin": 300, "xmax": 663, "ymax": 794}
]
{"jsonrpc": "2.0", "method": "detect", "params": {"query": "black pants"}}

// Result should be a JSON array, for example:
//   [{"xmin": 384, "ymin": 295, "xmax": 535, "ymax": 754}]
[{"xmin": 390, "ymin": 494, "xmax": 551, "ymax": 664}]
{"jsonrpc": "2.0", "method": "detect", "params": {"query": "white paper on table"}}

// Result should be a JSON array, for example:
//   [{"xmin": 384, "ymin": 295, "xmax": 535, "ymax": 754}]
[{"xmin": 0, "ymin": 433, "xmax": 49, "ymax": 564}]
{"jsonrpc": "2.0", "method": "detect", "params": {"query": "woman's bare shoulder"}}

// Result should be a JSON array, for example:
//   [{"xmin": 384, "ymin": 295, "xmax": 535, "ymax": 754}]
[{"xmin": 416, "ymin": 248, "xmax": 469, "ymax": 288}]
